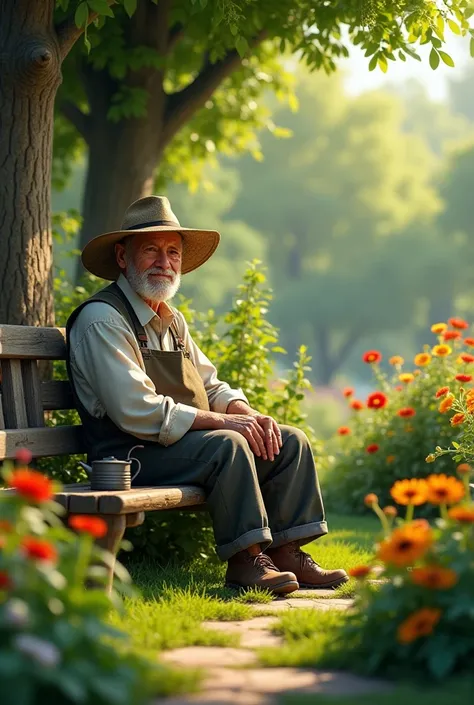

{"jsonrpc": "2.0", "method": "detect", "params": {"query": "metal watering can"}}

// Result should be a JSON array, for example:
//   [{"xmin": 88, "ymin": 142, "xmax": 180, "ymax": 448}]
[{"xmin": 79, "ymin": 445, "xmax": 143, "ymax": 491}]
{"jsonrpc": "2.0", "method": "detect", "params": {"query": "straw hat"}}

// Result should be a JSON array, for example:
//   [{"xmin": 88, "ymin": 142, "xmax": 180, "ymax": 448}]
[{"xmin": 81, "ymin": 195, "xmax": 220, "ymax": 280}]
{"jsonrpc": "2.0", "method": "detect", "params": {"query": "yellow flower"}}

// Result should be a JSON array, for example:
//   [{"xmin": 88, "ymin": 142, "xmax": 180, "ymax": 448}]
[
  {"xmin": 431, "ymin": 323, "xmax": 448, "ymax": 334},
  {"xmin": 426, "ymin": 474, "xmax": 465, "ymax": 505},
  {"xmin": 391, "ymin": 478, "xmax": 428, "ymax": 506},
  {"xmin": 377, "ymin": 522, "xmax": 433, "ymax": 566},
  {"xmin": 389, "ymin": 356, "xmax": 404, "ymax": 366},
  {"xmin": 397, "ymin": 608, "xmax": 442, "ymax": 644},
  {"xmin": 414, "ymin": 353, "xmax": 431, "ymax": 366},
  {"xmin": 438, "ymin": 395, "xmax": 454, "ymax": 413},
  {"xmin": 411, "ymin": 566, "xmax": 458, "ymax": 590},
  {"xmin": 399, "ymin": 373, "xmax": 415, "ymax": 384},
  {"xmin": 432, "ymin": 344, "xmax": 452, "ymax": 357}
]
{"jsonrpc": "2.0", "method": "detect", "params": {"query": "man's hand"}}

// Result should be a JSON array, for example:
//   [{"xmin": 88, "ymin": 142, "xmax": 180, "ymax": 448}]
[{"xmin": 226, "ymin": 401, "xmax": 282, "ymax": 461}]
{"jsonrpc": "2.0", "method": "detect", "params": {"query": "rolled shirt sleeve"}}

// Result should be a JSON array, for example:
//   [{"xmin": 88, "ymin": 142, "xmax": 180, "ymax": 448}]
[
  {"xmin": 70, "ymin": 307, "xmax": 198, "ymax": 446},
  {"xmin": 174, "ymin": 310, "xmax": 249, "ymax": 413}
]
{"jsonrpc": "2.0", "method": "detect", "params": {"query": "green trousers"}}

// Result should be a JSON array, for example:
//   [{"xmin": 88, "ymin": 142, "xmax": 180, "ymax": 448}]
[{"xmin": 132, "ymin": 425, "xmax": 328, "ymax": 561}]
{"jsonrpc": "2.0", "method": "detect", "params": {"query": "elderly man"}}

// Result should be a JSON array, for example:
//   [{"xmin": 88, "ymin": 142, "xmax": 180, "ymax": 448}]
[{"xmin": 67, "ymin": 195, "xmax": 348, "ymax": 595}]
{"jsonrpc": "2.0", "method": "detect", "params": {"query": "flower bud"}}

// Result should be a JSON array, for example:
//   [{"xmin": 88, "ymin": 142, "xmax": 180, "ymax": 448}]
[
  {"xmin": 425, "ymin": 454, "xmax": 436, "ymax": 463},
  {"xmin": 364, "ymin": 493, "xmax": 378, "ymax": 506}
]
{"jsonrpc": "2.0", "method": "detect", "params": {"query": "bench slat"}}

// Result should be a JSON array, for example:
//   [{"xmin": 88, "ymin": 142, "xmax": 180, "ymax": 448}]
[
  {"xmin": 65, "ymin": 485, "xmax": 206, "ymax": 514},
  {"xmin": 1, "ymin": 360, "xmax": 28, "ymax": 428},
  {"xmin": 22, "ymin": 360, "xmax": 44, "ymax": 427},
  {"xmin": 41, "ymin": 380, "xmax": 75, "ymax": 411},
  {"xmin": 0, "ymin": 426, "xmax": 84, "ymax": 460},
  {"xmin": 0, "ymin": 325, "xmax": 66, "ymax": 360},
  {"xmin": 0, "ymin": 391, "xmax": 5, "ymax": 430}
]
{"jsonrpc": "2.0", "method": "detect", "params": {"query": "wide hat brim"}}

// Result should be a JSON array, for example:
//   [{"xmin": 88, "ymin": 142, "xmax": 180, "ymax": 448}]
[{"xmin": 81, "ymin": 225, "xmax": 220, "ymax": 280}]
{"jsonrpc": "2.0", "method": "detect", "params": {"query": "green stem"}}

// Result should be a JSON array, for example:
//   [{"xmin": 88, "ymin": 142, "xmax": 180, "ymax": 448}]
[
  {"xmin": 440, "ymin": 503, "xmax": 449, "ymax": 521},
  {"xmin": 372, "ymin": 503, "xmax": 391, "ymax": 536},
  {"xmin": 74, "ymin": 535, "xmax": 92, "ymax": 586},
  {"xmin": 405, "ymin": 503, "xmax": 414, "ymax": 523}
]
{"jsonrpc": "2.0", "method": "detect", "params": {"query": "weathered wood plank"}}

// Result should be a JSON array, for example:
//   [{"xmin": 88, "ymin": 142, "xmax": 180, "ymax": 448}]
[
  {"xmin": 0, "ymin": 325, "xmax": 66, "ymax": 360},
  {"xmin": 0, "ymin": 391, "xmax": 5, "ymax": 431},
  {"xmin": 1, "ymin": 360, "xmax": 28, "ymax": 428},
  {"xmin": 0, "ymin": 426, "xmax": 84, "ymax": 460},
  {"xmin": 41, "ymin": 380, "xmax": 75, "ymax": 410},
  {"xmin": 21, "ymin": 360, "xmax": 44, "ymax": 427},
  {"xmin": 67, "ymin": 485, "xmax": 206, "ymax": 515}
]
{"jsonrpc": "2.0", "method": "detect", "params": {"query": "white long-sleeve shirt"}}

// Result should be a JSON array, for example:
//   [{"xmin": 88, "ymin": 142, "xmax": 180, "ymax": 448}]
[{"xmin": 68, "ymin": 274, "xmax": 248, "ymax": 446}]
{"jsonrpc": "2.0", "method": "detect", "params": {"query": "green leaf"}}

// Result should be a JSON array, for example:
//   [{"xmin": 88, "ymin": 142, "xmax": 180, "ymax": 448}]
[
  {"xmin": 235, "ymin": 36, "xmax": 249, "ymax": 58},
  {"xmin": 200, "ymin": 0, "xmax": 208, "ymax": 7},
  {"xmin": 438, "ymin": 50, "xmax": 455, "ymax": 67},
  {"xmin": 429, "ymin": 48, "xmax": 440, "ymax": 70},
  {"xmin": 88, "ymin": 0, "xmax": 114, "ymax": 16},
  {"xmin": 378, "ymin": 55, "xmax": 388, "ymax": 73},
  {"xmin": 123, "ymin": 0, "xmax": 137, "ymax": 17},
  {"xmin": 368, "ymin": 54, "xmax": 378, "ymax": 71},
  {"xmin": 448, "ymin": 19, "xmax": 461, "ymax": 36},
  {"xmin": 74, "ymin": 1, "xmax": 89, "ymax": 28}
]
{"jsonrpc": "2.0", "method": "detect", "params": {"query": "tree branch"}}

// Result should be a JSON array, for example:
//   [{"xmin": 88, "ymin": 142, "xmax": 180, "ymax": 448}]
[
  {"xmin": 55, "ymin": 0, "xmax": 116, "ymax": 61},
  {"xmin": 161, "ymin": 30, "xmax": 267, "ymax": 148},
  {"xmin": 167, "ymin": 22, "xmax": 185, "ymax": 53},
  {"xmin": 59, "ymin": 101, "xmax": 91, "ymax": 141}
]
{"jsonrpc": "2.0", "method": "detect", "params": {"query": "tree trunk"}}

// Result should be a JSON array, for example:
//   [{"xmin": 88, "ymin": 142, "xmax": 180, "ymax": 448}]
[{"xmin": 0, "ymin": 0, "xmax": 61, "ymax": 326}]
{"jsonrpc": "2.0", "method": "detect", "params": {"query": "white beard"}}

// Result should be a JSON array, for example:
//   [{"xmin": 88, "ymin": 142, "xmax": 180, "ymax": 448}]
[{"xmin": 125, "ymin": 257, "xmax": 181, "ymax": 303}]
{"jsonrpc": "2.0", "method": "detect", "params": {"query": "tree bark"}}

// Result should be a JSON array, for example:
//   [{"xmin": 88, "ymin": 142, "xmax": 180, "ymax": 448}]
[{"xmin": 0, "ymin": 0, "xmax": 61, "ymax": 325}]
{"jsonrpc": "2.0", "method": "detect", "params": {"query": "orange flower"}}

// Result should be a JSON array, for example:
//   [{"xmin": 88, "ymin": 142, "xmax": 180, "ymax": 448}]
[
  {"xmin": 449, "ymin": 317, "xmax": 469, "ymax": 330},
  {"xmin": 460, "ymin": 353, "xmax": 474, "ymax": 363},
  {"xmin": 450, "ymin": 413, "xmax": 465, "ymax": 426},
  {"xmin": 367, "ymin": 392, "xmax": 388, "ymax": 410},
  {"xmin": 342, "ymin": 387, "xmax": 354, "ymax": 398},
  {"xmin": 411, "ymin": 566, "xmax": 458, "ymax": 590},
  {"xmin": 366, "ymin": 444, "xmax": 379, "ymax": 454},
  {"xmin": 464, "ymin": 337, "xmax": 474, "ymax": 347},
  {"xmin": 0, "ymin": 571, "xmax": 11, "ymax": 590},
  {"xmin": 21, "ymin": 537, "xmax": 58, "ymax": 563},
  {"xmin": 7, "ymin": 469, "xmax": 54, "ymax": 503},
  {"xmin": 383, "ymin": 505, "xmax": 397, "ymax": 517},
  {"xmin": 432, "ymin": 344, "xmax": 452, "ymax": 357},
  {"xmin": 435, "ymin": 386, "xmax": 449, "ymax": 398},
  {"xmin": 390, "ymin": 478, "xmax": 428, "ymax": 506},
  {"xmin": 69, "ymin": 515, "xmax": 108, "ymax": 538},
  {"xmin": 377, "ymin": 522, "xmax": 433, "ymax": 566},
  {"xmin": 456, "ymin": 463, "xmax": 472, "ymax": 475},
  {"xmin": 364, "ymin": 493, "xmax": 378, "ymax": 506},
  {"xmin": 426, "ymin": 474, "xmax": 465, "ymax": 505},
  {"xmin": 414, "ymin": 353, "xmax": 431, "ymax": 366},
  {"xmin": 438, "ymin": 395, "xmax": 454, "ymax": 413},
  {"xmin": 337, "ymin": 426, "xmax": 351, "ymax": 436},
  {"xmin": 363, "ymin": 350, "xmax": 382, "ymax": 364},
  {"xmin": 397, "ymin": 608, "xmax": 441, "ymax": 644},
  {"xmin": 397, "ymin": 407, "xmax": 416, "ymax": 418},
  {"xmin": 350, "ymin": 399, "xmax": 364, "ymax": 411},
  {"xmin": 389, "ymin": 356, "xmax": 404, "ymax": 366},
  {"xmin": 0, "ymin": 520, "xmax": 13, "ymax": 534},
  {"xmin": 386, "ymin": 455, "xmax": 396, "ymax": 464},
  {"xmin": 431, "ymin": 323, "xmax": 447, "ymax": 334},
  {"xmin": 455, "ymin": 374, "xmax": 472, "ymax": 382},
  {"xmin": 349, "ymin": 565, "xmax": 371, "ymax": 579},
  {"xmin": 443, "ymin": 330, "xmax": 462, "ymax": 341},
  {"xmin": 399, "ymin": 373, "xmax": 415, "ymax": 383},
  {"xmin": 448, "ymin": 505, "xmax": 474, "ymax": 522}
]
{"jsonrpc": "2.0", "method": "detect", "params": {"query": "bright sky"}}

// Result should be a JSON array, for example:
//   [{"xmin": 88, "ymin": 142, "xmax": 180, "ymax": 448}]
[{"xmin": 344, "ymin": 34, "xmax": 472, "ymax": 101}]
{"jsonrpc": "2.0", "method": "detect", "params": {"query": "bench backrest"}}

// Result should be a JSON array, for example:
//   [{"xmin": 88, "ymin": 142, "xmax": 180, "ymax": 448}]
[{"xmin": 0, "ymin": 325, "xmax": 83, "ymax": 460}]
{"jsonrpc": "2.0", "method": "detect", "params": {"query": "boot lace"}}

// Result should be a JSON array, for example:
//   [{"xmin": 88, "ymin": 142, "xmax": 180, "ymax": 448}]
[
  {"xmin": 289, "ymin": 543, "xmax": 321, "ymax": 572},
  {"xmin": 246, "ymin": 552, "xmax": 278, "ymax": 576}
]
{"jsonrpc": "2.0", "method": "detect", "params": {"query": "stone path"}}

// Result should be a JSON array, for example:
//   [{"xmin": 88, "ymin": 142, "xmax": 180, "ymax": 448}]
[{"xmin": 155, "ymin": 593, "xmax": 392, "ymax": 704}]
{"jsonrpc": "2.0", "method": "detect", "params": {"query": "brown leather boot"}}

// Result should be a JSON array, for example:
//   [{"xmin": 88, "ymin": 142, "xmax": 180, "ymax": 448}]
[
  {"xmin": 266, "ymin": 542, "xmax": 349, "ymax": 589},
  {"xmin": 225, "ymin": 550, "xmax": 299, "ymax": 595}
]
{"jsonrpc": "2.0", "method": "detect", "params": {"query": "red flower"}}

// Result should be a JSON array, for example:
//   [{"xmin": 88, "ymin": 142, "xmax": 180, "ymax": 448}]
[
  {"xmin": 337, "ymin": 426, "xmax": 351, "ymax": 436},
  {"xmin": 464, "ymin": 338, "xmax": 474, "ymax": 347},
  {"xmin": 367, "ymin": 392, "xmax": 388, "ymax": 410},
  {"xmin": 0, "ymin": 571, "xmax": 11, "ymax": 590},
  {"xmin": 349, "ymin": 565, "xmax": 371, "ymax": 579},
  {"xmin": 15, "ymin": 448, "xmax": 33, "ymax": 465},
  {"xmin": 443, "ymin": 330, "xmax": 462, "ymax": 341},
  {"xmin": 461, "ymin": 354, "xmax": 474, "ymax": 363},
  {"xmin": 350, "ymin": 400, "xmax": 364, "ymax": 411},
  {"xmin": 7, "ymin": 470, "xmax": 54, "ymax": 503},
  {"xmin": 363, "ymin": 350, "xmax": 382, "ymax": 364},
  {"xmin": 69, "ymin": 515, "xmax": 108, "ymax": 538},
  {"xmin": 455, "ymin": 374, "xmax": 472, "ymax": 383},
  {"xmin": 435, "ymin": 387, "xmax": 450, "ymax": 398},
  {"xmin": 398, "ymin": 407, "xmax": 416, "ymax": 418},
  {"xmin": 0, "ymin": 520, "xmax": 12, "ymax": 534},
  {"xmin": 342, "ymin": 387, "xmax": 354, "ymax": 398},
  {"xmin": 449, "ymin": 317, "xmax": 469, "ymax": 330},
  {"xmin": 21, "ymin": 537, "xmax": 58, "ymax": 563},
  {"xmin": 366, "ymin": 444, "xmax": 380, "ymax": 454},
  {"xmin": 395, "ymin": 385, "xmax": 403, "ymax": 392}
]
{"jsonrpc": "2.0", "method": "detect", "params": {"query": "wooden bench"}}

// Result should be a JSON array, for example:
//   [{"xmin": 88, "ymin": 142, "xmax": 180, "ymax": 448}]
[{"xmin": 0, "ymin": 324, "xmax": 206, "ymax": 592}]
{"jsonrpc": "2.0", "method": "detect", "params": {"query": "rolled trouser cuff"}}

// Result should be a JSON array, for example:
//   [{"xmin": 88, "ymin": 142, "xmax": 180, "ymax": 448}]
[
  {"xmin": 217, "ymin": 527, "xmax": 273, "ymax": 561},
  {"xmin": 270, "ymin": 521, "xmax": 328, "ymax": 549}
]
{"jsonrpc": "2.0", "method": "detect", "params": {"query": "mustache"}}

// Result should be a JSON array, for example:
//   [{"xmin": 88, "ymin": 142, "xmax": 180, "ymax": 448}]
[{"xmin": 147, "ymin": 268, "xmax": 175, "ymax": 278}]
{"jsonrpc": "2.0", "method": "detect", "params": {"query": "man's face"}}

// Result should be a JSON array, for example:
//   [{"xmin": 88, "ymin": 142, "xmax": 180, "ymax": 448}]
[{"xmin": 116, "ymin": 232, "xmax": 183, "ymax": 303}]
